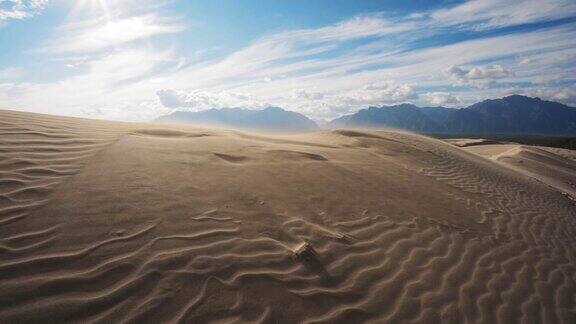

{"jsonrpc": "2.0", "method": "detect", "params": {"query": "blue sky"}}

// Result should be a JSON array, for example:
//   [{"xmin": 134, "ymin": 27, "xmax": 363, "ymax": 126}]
[{"xmin": 1, "ymin": 0, "xmax": 576, "ymax": 121}]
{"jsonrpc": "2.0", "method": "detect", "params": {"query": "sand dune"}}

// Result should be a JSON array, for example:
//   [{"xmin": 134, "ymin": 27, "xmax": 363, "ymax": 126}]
[
  {"xmin": 460, "ymin": 141, "xmax": 576, "ymax": 198},
  {"xmin": 1, "ymin": 110, "xmax": 575, "ymax": 323}
]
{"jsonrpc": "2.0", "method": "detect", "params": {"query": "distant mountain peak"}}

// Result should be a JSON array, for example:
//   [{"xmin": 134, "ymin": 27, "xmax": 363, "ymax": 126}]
[
  {"xmin": 155, "ymin": 107, "xmax": 318, "ymax": 133},
  {"xmin": 503, "ymin": 94, "xmax": 532, "ymax": 100},
  {"xmin": 262, "ymin": 106, "xmax": 285, "ymax": 111},
  {"xmin": 330, "ymin": 103, "xmax": 443, "ymax": 132},
  {"xmin": 329, "ymin": 95, "xmax": 576, "ymax": 135},
  {"xmin": 367, "ymin": 103, "xmax": 418, "ymax": 110}
]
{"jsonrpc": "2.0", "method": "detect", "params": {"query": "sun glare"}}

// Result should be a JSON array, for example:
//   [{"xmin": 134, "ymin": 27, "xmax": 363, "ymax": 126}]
[
  {"xmin": 74, "ymin": 0, "xmax": 113, "ymax": 20},
  {"xmin": 96, "ymin": 0, "xmax": 111, "ymax": 16}
]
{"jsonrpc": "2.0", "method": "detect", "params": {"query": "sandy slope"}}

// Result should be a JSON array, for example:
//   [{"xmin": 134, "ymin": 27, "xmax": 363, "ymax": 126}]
[
  {"xmin": 457, "ymin": 140, "xmax": 576, "ymax": 198},
  {"xmin": 1, "ymin": 110, "xmax": 575, "ymax": 323}
]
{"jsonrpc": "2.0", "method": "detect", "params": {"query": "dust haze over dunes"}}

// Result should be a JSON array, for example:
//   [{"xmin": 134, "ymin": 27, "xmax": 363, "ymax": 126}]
[{"xmin": 0, "ymin": 109, "xmax": 575, "ymax": 323}]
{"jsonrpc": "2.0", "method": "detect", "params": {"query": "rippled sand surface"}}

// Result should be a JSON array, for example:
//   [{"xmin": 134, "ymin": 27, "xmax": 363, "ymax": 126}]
[{"xmin": 1, "ymin": 110, "xmax": 575, "ymax": 323}]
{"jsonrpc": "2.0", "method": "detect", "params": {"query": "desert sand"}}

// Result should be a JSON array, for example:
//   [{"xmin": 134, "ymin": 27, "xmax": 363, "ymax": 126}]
[
  {"xmin": 448, "ymin": 138, "xmax": 576, "ymax": 198},
  {"xmin": 1, "ymin": 109, "xmax": 575, "ymax": 323}
]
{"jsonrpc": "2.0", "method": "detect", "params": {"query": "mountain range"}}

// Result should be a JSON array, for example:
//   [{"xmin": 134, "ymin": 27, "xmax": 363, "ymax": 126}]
[
  {"xmin": 156, "ymin": 106, "xmax": 318, "ymax": 132},
  {"xmin": 156, "ymin": 95, "xmax": 576, "ymax": 135},
  {"xmin": 330, "ymin": 95, "xmax": 576, "ymax": 135}
]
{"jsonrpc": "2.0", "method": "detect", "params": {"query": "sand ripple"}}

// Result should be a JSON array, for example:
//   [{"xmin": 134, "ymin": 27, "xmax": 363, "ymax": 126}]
[{"xmin": 1, "ymin": 111, "xmax": 575, "ymax": 323}]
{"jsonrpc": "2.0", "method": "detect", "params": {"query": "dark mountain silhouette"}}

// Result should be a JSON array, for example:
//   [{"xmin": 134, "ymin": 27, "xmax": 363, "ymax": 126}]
[
  {"xmin": 329, "ymin": 95, "xmax": 576, "ymax": 135},
  {"xmin": 415, "ymin": 106, "xmax": 454, "ymax": 125},
  {"xmin": 156, "ymin": 107, "xmax": 318, "ymax": 132},
  {"xmin": 446, "ymin": 95, "xmax": 576, "ymax": 134},
  {"xmin": 330, "ymin": 104, "xmax": 443, "ymax": 132}
]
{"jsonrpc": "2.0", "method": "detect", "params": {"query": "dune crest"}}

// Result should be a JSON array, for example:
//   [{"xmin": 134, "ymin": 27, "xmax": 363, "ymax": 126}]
[
  {"xmin": 1, "ymin": 110, "xmax": 575, "ymax": 323},
  {"xmin": 461, "ymin": 141, "xmax": 576, "ymax": 197}
]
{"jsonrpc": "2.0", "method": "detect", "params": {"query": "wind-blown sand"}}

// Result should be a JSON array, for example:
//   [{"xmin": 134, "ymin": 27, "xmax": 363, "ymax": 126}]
[
  {"xmin": 1, "ymin": 110, "xmax": 575, "ymax": 323},
  {"xmin": 455, "ymin": 140, "xmax": 576, "ymax": 198}
]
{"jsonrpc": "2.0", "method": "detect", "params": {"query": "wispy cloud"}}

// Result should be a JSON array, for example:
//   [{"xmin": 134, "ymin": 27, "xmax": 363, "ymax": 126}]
[
  {"xmin": 424, "ymin": 92, "xmax": 461, "ymax": 106},
  {"xmin": 157, "ymin": 89, "xmax": 268, "ymax": 110},
  {"xmin": 447, "ymin": 64, "xmax": 515, "ymax": 89},
  {"xmin": 1, "ymin": 0, "xmax": 575, "ymax": 121},
  {"xmin": 0, "ymin": 0, "xmax": 48, "ymax": 23},
  {"xmin": 427, "ymin": 0, "xmax": 576, "ymax": 30},
  {"xmin": 0, "ymin": 0, "xmax": 185, "ymax": 119},
  {"xmin": 164, "ymin": 14, "xmax": 406, "ymax": 89},
  {"xmin": 214, "ymin": 23, "xmax": 575, "ymax": 108},
  {"xmin": 0, "ymin": 67, "xmax": 22, "ymax": 80},
  {"xmin": 41, "ymin": 14, "xmax": 184, "ymax": 54},
  {"xmin": 278, "ymin": 14, "xmax": 416, "ymax": 42}
]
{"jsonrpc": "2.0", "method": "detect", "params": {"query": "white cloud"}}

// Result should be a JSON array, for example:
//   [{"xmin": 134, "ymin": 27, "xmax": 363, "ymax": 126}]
[
  {"xmin": 0, "ymin": 0, "xmax": 188, "ymax": 121},
  {"xmin": 0, "ymin": 67, "xmax": 21, "ymax": 80},
  {"xmin": 309, "ymin": 81, "xmax": 418, "ymax": 119},
  {"xmin": 424, "ymin": 92, "xmax": 461, "ymax": 106},
  {"xmin": 155, "ymin": 21, "xmax": 575, "ymax": 120},
  {"xmin": 279, "ymin": 15, "xmax": 416, "ymax": 42},
  {"xmin": 225, "ymin": 23, "xmax": 576, "ymax": 108},
  {"xmin": 0, "ymin": 0, "xmax": 48, "ymax": 23},
  {"xmin": 3, "ymin": 1, "xmax": 576, "ymax": 122},
  {"xmin": 293, "ymin": 89, "xmax": 324, "ymax": 100},
  {"xmin": 162, "ymin": 14, "xmax": 408, "ymax": 92},
  {"xmin": 42, "ymin": 14, "xmax": 184, "ymax": 54},
  {"xmin": 154, "ymin": 80, "xmax": 418, "ymax": 121},
  {"xmin": 345, "ymin": 81, "xmax": 418, "ymax": 104},
  {"xmin": 428, "ymin": 0, "xmax": 576, "ymax": 30},
  {"xmin": 447, "ymin": 64, "xmax": 514, "ymax": 88},
  {"xmin": 0, "ymin": 47, "xmax": 177, "ymax": 120},
  {"xmin": 275, "ymin": 80, "xmax": 419, "ymax": 121},
  {"xmin": 157, "ymin": 89, "xmax": 268, "ymax": 110}
]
